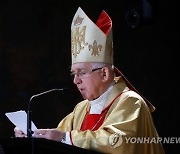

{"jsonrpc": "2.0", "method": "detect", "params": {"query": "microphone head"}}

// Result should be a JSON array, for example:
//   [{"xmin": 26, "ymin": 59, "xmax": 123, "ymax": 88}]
[{"xmin": 28, "ymin": 88, "xmax": 70, "ymax": 107}]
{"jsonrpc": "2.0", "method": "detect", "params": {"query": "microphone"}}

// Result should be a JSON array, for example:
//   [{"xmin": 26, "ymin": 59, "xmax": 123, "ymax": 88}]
[{"xmin": 27, "ymin": 88, "xmax": 69, "ymax": 138}]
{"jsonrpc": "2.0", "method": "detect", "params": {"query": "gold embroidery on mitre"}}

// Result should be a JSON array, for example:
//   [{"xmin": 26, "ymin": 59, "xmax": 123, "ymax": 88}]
[
  {"xmin": 88, "ymin": 40, "xmax": 102, "ymax": 56},
  {"xmin": 109, "ymin": 133, "xmax": 123, "ymax": 148},
  {"xmin": 71, "ymin": 26, "xmax": 88, "ymax": 58},
  {"xmin": 74, "ymin": 15, "xmax": 84, "ymax": 26}
]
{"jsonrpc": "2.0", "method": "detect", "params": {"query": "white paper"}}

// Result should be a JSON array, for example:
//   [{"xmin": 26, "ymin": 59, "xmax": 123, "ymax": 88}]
[{"xmin": 5, "ymin": 110, "xmax": 37, "ymax": 135}]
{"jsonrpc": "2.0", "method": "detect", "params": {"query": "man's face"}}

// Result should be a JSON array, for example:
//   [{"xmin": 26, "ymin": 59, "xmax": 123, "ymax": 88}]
[{"xmin": 71, "ymin": 63, "xmax": 103, "ymax": 101}]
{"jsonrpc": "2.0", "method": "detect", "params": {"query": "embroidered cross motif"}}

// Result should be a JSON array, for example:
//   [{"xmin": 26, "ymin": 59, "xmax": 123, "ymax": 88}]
[{"xmin": 88, "ymin": 40, "xmax": 102, "ymax": 56}]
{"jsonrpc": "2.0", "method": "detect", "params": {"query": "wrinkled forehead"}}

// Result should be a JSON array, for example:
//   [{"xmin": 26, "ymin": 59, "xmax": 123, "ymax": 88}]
[{"xmin": 71, "ymin": 62, "xmax": 92, "ymax": 71}]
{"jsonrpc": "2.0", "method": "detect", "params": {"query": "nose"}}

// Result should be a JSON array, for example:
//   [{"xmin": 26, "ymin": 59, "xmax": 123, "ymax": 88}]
[{"xmin": 73, "ymin": 75, "xmax": 82, "ymax": 85}]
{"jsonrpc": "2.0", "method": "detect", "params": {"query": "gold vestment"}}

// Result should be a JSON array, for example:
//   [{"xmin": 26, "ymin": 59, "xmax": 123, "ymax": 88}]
[{"xmin": 57, "ymin": 77, "xmax": 165, "ymax": 154}]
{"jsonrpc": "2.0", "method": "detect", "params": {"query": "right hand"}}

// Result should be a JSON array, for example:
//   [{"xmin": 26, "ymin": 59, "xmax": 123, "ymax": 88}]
[{"xmin": 14, "ymin": 127, "xmax": 27, "ymax": 138}]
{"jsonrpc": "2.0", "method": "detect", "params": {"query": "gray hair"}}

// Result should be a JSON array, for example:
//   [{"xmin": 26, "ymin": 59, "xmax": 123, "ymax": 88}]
[{"xmin": 90, "ymin": 62, "xmax": 114, "ymax": 71}]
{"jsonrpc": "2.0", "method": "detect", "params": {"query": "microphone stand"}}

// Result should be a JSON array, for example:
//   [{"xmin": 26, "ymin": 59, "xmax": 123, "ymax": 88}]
[
  {"xmin": 27, "ymin": 97, "xmax": 33, "ymax": 154},
  {"xmin": 26, "ymin": 88, "xmax": 69, "ymax": 154},
  {"xmin": 27, "ymin": 99, "xmax": 32, "ymax": 138},
  {"xmin": 26, "ymin": 88, "xmax": 69, "ymax": 138}
]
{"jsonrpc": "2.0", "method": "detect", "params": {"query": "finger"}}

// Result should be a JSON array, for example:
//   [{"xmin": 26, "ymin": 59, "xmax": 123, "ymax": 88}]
[
  {"xmin": 15, "ymin": 133, "xmax": 26, "ymax": 138},
  {"xmin": 33, "ymin": 133, "xmax": 44, "ymax": 138},
  {"xmin": 14, "ymin": 127, "xmax": 27, "ymax": 138},
  {"xmin": 34, "ymin": 129, "xmax": 49, "ymax": 135},
  {"xmin": 14, "ymin": 127, "xmax": 23, "ymax": 133}
]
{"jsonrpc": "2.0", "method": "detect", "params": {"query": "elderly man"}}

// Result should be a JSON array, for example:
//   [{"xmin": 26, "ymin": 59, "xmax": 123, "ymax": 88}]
[{"xmin": 14, "ymin": 7, "xmax": 165, "ymax": 154}]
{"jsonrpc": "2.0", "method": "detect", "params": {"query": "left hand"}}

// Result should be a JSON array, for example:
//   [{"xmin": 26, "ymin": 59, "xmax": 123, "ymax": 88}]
[{"xmin": 33, "ymin": 128, "xmax": 65, "ymax": 142}]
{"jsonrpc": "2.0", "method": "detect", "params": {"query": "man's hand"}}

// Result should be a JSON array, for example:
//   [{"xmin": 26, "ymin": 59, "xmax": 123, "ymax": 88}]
[
  {"xmin": 14, "ymin": 127, "xmax": 27, "ymax": 138},
  {"xmin": 33, "ymin": 128, "xmax": 66, "ymax": 142}
]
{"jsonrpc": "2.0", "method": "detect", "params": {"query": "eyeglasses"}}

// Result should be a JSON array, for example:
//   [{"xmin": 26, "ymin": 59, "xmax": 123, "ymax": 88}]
[{"xmin": 70, "ymin": 67, "xmax": 103, "ymax": 79}]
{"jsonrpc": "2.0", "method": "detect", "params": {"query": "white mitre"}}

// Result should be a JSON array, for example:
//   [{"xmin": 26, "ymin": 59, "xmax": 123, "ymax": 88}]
[{"xmin": 71, "ymin": 7, "xmax": 113, "ymax": 64}]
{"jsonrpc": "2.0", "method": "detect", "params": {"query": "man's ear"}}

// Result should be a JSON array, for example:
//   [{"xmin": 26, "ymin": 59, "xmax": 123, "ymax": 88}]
[{"xmin": 101, "ymin": 67, "xmax": 110, "ymax": 82}]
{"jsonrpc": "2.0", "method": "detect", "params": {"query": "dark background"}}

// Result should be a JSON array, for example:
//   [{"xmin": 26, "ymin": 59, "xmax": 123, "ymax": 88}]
[{"xmin": 0, "ymin": 0, "xmax": 179, "ymax": 153}]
